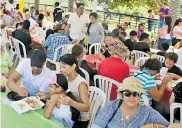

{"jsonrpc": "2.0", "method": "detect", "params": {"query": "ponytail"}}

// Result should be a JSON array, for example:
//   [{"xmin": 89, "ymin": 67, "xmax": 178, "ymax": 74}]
[
  {"xmin": 141, "ymin": 58, "xmax": 161, "ymax": 72},
  {"xmin": 66, "ymin": 92, "xmax": 80, "ymax": 122},
  {"xmin": 87, "ymin": 23, "xmax": 92, "ymax": 35}
]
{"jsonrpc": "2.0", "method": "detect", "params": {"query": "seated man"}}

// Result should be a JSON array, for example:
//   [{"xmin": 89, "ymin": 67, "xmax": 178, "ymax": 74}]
[
  {"xmin": 7, "ymin": 49, "xmax": 52, "ymax": 99},
  {"xmin": 124, "ymin": 30, "xmax": 138, "ymax": 51},
  {"xmin": 133, "ymin": 32, "xmax": 151, "ymax": 54},
  {"xmin": 157, "ymin": 42, "xmax": 169, "ymax": 56},
  {"xmin": 42, "ymin": 24, "xmax": 72, "ymax": 61},
  {"xmin": 164, "ymin": 52, "xmax": 182, "ymax": 79}
]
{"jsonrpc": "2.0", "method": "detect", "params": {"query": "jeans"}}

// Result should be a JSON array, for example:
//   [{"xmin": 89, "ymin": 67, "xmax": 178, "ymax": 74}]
[
  {"xmin": 158, "ymin": 20, "xmax": 164, "ymax": 29},
  {"xmin": 148, "ymin": 20, "xmax": 154, "ymax": 31}
]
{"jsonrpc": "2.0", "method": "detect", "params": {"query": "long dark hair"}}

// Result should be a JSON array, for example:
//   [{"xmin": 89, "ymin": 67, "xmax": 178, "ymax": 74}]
[
  {"xmin": 45, "ymin": 29, "xmax": 54, "ymax": 40},
  {"xmin": 59, "ymin": 54, "xmax": 85, "ymax": 78},
  {"xmin": 56, "ymin": 74, "xmax": 80, "ymax": 122},
  {"xmin": 173, "ymin": 18, "xmax": 182, "ymax": 27},
  {"xmin": 87, "ymin": 12, "xmax": 98, "ymax": 35},
  {"xmin": 141, "ymin": 58, "xmax": 162, "ymax": 73},
  {"xmin": 165, "ymin": 16, "xmax": 172, "ymax": 33}
]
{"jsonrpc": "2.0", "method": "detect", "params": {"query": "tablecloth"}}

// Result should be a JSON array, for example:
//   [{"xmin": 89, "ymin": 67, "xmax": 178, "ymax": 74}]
[{"xmin": 1, "ymin": 91, "xmax": 65, "ymax": 128}]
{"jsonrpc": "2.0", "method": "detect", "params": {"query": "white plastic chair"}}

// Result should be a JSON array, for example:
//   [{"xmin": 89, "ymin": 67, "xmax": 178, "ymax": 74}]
[
  {"xmin": 67, "ymin": 44, "xmax": 74, "ymax": 54},
  {"xmin": 88, "ymin": 86, "xmax": 106, "ymax": 128},
  {"xmin": 10, "ymin": 37, "xmax": 27, "ymax": 61},
  {"xmin": 131, "ymin": 50, "xmax": 150, "ymax": 62},
  {"xmin": 89, "ymin": 43, "xmax": 101, "ymax": 55},
  {"xmin": 155, "ymin": 55, "xmax": 165, "ymax": 63},
  {"xmin": 134, "ymin": 57, "xmax": 150, "ymax": 67},
  {"xmin": 141, "ymin": 95, "xmax": 149, "ymax": 105},
  {"xmin": 94, "ymin": 75, "xmax": 122, "ymax": 102},
  {"xmin": 46, "ymin": 58, "xmax": 60, "ymax": 74},
  {"xmin": 170, "ymin": 103, "xmax": 182, "ymax": 123},
  {"xmin": 79, "ymin": 67, "xmax": 90, "ymax": 86},
  {"xmin": 53, "ymin": 44, "xmax": 74, "ymax": 62}
]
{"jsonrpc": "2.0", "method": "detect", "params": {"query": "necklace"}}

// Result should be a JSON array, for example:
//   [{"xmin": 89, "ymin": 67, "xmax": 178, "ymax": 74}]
[{"xmin": 121, "ymin": 106, "xmax": 139, "ymax": 128}]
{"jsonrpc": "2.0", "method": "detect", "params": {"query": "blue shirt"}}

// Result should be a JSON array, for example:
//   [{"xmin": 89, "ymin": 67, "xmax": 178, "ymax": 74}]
[
  {"xmin": 133, "ymin": 69, "xmax": 156, "ymax": 105},
  {"xmin": 42, "ymin": 33, "xmax": 72, "ymax": 61},
  {"xmin": 92, "ymin": 100, "xmax": 170, "ymax": 128}
]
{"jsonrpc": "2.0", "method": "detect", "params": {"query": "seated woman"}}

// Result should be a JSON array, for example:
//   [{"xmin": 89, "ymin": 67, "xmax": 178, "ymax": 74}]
[
  {"xmin": 72, "ymin": 44, "xmax": 97, "ymax": 86},
  {"xmin": 134, "ymin": 58, "xmax": 171, "ymax": 105},
  {"xmin": 164, "ymin": 52, "xmax": 182, "ymax": 79},
  {"xmin": 0, "ymin": 45, "xmax": 14, "ymax": 78},
  {"xmin": 36, "ymin": 13, "xmax": 44, "ymax": 28},
  {"xmin": 169, "ymin": 82, "xmax": 182, "ymax": 121},
  {"xmin": 98, "ymin": 43, "xmax": 130, "ymax": 100},
  {"xmin": 59, "ymin": 54, "xmax": 89, "ymax": 128},
  {"xmin": 44, "ymin": 74, "xmax": 80, "ymax": 128},
  {"xmin": 92, "ymin": 77, "xmax": 170, "ymax": 128},
  {"xmin": 100, "ymin": 32, "xmax": 115, "ymax": 58}
]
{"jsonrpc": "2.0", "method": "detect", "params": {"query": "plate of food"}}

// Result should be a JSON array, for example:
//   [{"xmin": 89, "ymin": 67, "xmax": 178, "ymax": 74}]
[
  {"xmin": 169, "ymin": 80, "xmax": 177, "ymax": 88},
  {"xmin": 23, "ymin": 96, "xmax": 45, "ymax": 110},
  {"xmin": 10, "ymin": 100, "xmax": 31, "ymax": 114}
]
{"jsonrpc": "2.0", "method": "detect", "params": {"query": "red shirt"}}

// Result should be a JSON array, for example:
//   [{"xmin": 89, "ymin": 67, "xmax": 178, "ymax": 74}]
[{"xmin": 98, "ymin": 57, "xmax": 129, "ymax": 100}]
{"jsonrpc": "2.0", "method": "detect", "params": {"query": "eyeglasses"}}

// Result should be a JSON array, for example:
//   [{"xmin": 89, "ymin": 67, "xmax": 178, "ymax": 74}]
[{"xmin": 123, "ymin": 91, "xmax": 141, "ymax": 98}]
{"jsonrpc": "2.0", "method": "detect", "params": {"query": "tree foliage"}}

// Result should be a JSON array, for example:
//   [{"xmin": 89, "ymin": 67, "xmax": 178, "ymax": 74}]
[{"xmin": 109, "ymin": 0, "xmax": 168, "ymax": 11}]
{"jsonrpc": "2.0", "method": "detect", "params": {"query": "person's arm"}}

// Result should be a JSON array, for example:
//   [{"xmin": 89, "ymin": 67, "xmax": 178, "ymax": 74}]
[
  {"xmin": 147, "ymin": 106, "xmax": 170, "ymax": 127},
  {"xmin": 44, "ymin": 94, "xmax": 59, "ymax": 118},
  {"xmin": 99, "ymin": 25, "xmax": 104, "ymax": 43},
  {"xmin": 70, "ymin": 82, "xmax": 89, "ymax": 112},
  {"xmin": 42, "ymin": 35, "xmax": 51, "ymax": 47},
  {"xmin": 92, "ymin": 101, "xmax": 115, "ymax": 128},
  {"xmin": 65, "ymin": 15, "xmax": 71, "ymax": 34},
  {"xmin": 141, "ymin": 123, "xmax": 167, "ymax": 128},
  {"xmin": 148, "ymin": 76, "xmax": 170, "ymax": 101},
  {"xmin": 167, "ymin": 73, "xmax": 181, "ymax": 80}
]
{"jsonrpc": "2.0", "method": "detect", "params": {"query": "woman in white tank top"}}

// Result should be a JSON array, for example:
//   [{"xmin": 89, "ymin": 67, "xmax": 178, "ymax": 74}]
[{"xmin": 59, "ymin": 54, "xmax": 90, "ymax": 128}]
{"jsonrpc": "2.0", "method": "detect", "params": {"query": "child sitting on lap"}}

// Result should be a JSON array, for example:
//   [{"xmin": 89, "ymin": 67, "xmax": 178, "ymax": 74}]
[{"xmin": 44, "ymin": 74, "xmax": 80, "ymax": 127}]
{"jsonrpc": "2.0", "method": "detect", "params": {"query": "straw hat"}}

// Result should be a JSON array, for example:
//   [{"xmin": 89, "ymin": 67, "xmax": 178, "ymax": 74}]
[
  {"xmin": 108, "ymin": 43, "xmax": 130, "ymax": 58},
  {"xmin": 117, "ymin": 77, "xmax": 146, "ymax": 94}
]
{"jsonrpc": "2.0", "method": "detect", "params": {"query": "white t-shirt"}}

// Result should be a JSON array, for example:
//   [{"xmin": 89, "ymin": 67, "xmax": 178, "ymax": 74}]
[
  {"xmin": 52, "ymin": 104, "xmax": 73, "ymax": 128},
  {"xmin": 173, "ymin": 26, "xmax": 182, "ymax": 39},
  {"xmin": 67, "ymin": 13, "xmax": 89, "ymax": 41},
  {"xmin": 16, "ymin": 58, "xmax": 52, "ymax": 96},
  {"xmin": 29, "ymin": 18, "xmax": 37, "ymax": 30},
  {"xmin": 68, "ymin": 74, "xmax": 89, "ymax": 121}
]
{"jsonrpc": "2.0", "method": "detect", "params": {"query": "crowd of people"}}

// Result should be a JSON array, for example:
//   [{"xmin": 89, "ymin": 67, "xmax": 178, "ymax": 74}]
[{"xmin": 1, "ymin": 0, "xmax": 182, "ymax": 128}]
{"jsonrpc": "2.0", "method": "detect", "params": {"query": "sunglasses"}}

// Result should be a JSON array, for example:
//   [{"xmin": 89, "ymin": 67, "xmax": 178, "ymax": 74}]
[{"xmin": 123, "ymin": 91, "xmax": 141, "ymax": 98}]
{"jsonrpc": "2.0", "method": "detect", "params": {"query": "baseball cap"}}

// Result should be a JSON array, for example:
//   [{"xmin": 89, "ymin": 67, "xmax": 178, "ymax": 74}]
[{"xmin": 30, "ymin": 49, "xmax": 46, "ymax": 68}]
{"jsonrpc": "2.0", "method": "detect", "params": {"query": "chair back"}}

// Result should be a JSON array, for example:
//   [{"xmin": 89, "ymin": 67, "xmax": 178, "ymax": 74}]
[
  {"xmin": 79, "ymin": 67, "xmax": 90, "ymax": 86},
  {"xmin": 89, "ymin": 43, "xmax": 101, "ymax": 55},
  {"xmin": 170, "ymin": 103, "xmax": 182, "ymax": 123},
  {"xmin": 11, "ymin": 37, "xmax": 27, "ymax": 60},
  {"xmin": 53, "ymin": 44, "xmax": 73, "ymax": 62},
  {"xmin": 141, "ymin": 95, "xmax": 149, "ymax": 105},
  {"xmin": 94, "ymin": 75, "xmax": 121, "ymax": 102},
  {"xmin": 155, "ymin": 55, "xmax": 165, "ymax": 63},
  {"xmin": 134, "ymin": 57, "xmax": 150, "ymax": 68},
  {"xmin": 131, "ymin": 50, "xmax": 150, "ymax": 62},
  {"xmin": 88, "ymin": 86, "xmax": 106, "ymax": 128}
]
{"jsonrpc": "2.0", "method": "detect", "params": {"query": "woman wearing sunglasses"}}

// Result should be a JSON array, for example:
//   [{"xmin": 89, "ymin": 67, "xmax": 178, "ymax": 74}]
[{"xmin": 92, "ymin": 77, "xmax": 169, "ymax": 128}]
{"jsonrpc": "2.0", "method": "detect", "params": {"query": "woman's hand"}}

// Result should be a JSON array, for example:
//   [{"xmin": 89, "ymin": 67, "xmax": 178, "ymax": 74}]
[
  {"xmin": 161, "ymin": 75, "xmax": 171, "ymax": 85},
  {"xmin": 58, "ymin": 95, "xmax": 74, "ymax": 105}
]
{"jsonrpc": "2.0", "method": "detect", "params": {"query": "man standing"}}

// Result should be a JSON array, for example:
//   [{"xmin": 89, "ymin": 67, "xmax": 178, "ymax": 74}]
[
  {"xmin": 66, "ymin": 3, "xmax": 89, "ymax": 44},
  {"xmin": 159, "ymin": 3, "xmax": 169, "ymax": 29},
  {"xmin": 53, "ymin": 2, "xmax": 64, "ymax": 23},
  {"xmin": 103, "ymin": 1, "xmax": 112, "ymax": 20},
  {"xmin": 7, "ymin": 50, "xmax": 52, "ymax": 99}
]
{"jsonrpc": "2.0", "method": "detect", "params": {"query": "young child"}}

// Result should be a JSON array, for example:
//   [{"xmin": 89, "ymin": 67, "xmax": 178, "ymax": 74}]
[
  {"xmin": 44, "ymin": 74, "xmax": 80, "ymax": 128},
  {"xmin": 0, "ymin": 45, "xmax": 14, "ymax": 78}
]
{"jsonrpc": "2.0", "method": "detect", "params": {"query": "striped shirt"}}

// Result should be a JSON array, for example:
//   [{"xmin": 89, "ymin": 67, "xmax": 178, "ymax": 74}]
[
  {"xmin": 43, "ymin": 33, "xmax": 72, "ymax": 61},
  {"xmin": 133, "ymin": 69, "xmax": 156, "ymax": 105}
]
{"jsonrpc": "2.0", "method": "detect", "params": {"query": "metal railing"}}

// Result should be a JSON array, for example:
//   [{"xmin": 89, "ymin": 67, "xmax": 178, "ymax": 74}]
[{"xmin": 24, "ymin": 2, "xmax": 159, "ymax": 33}]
